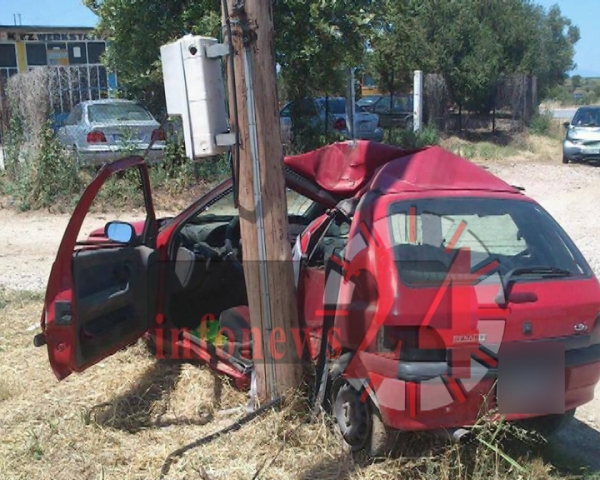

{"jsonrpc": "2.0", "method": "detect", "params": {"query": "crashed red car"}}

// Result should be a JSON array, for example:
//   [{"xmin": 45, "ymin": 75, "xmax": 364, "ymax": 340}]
[{"xmin": 35, "ymin": 141, "xmax": 600, "ymax": 454}]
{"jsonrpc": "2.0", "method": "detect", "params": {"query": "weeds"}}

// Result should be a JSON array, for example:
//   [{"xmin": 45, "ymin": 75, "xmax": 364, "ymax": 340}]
[
  {"xmin": 385, "ymin": 125, "xmax": 440, "ymax": 149},
  {"xmin": 530, "ymin": 111, "xmax": 555, "ymax": 137}
]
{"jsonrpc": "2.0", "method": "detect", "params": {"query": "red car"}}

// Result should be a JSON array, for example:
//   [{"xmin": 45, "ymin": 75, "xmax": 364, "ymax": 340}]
[{"xmin": 34, "ymin": 141, "xmax": 600, "ymax": 455}]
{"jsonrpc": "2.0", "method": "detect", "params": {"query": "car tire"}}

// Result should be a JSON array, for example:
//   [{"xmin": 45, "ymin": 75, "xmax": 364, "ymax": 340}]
[
  {"xmin": 516, "ymin": 408, "xmax": 576, "ymax": 438},
  {"xmin": 330, "ymin": 378, "xmax": 389, "ymax": 457},
  {"xmin": 562, "ymin": 155, "xmax": 569, "ymax": 164}
]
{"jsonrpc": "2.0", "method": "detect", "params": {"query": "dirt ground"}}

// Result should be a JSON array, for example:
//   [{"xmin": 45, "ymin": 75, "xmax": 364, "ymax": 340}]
[{"xmin": 1, "ymin": 156, "xmax": 600, "ymax": 478}]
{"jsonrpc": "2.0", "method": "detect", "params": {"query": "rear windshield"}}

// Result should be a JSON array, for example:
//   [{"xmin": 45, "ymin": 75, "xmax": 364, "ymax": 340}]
[
  {"xmin": 388, "ymin": 198, "xmax": 590, "ymax": 286},
  {"xmin": 88, "ymin": 103, "xmax": 153, "ymax": 123}
]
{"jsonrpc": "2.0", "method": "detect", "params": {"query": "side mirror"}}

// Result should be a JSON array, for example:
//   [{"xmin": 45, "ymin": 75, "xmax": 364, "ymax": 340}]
[
  {"xmin": 563, "ymin": 121, "xmax": 570, "ymax": 128},
  {"xmin": 105, "ymin": 221, "xmax": 135, "ymax": 244}
]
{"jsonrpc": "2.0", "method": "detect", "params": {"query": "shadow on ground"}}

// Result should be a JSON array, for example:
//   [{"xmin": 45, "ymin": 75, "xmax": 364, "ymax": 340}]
[
  {"xmin": 456, "ymin": 129, "xmax": 518, "ymax": 146},
  {"xmin": 545, "ymin": 419, "xmax": 600, "ymax": 475},
  {"xmin": 84, "ymin": 360, "xmax": 220, "ymax": 432}
]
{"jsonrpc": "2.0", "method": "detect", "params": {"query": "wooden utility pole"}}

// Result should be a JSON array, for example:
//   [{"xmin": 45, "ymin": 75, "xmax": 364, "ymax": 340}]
[{"xmin": 223, "ymin": 0, "xmax": 302, "ymax": 401}]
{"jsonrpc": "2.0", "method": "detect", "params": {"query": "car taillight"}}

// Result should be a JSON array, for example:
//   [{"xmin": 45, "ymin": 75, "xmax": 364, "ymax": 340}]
[
  {"xmin": 87, "ymin": 131, "xmax": 107, "ymax": 143},
  {"xmin": 151, "ymin": 128, "xmax": 165, "ymax": 142},
  {"xmin": 378, "ymin": 326, "xmax": 446, "ymax": 362},
  {"xmin": 333, "ymin": 118, "xmax": 347, "ymax": 131}
]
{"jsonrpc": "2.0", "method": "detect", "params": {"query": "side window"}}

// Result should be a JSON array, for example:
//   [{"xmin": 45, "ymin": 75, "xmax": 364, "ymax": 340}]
[
  {"xmin": 374, "ymin": 97, "xmax": 390, "ymax": 113},
  {"xmin": 390, "ymin": 211, "xmax": 527, "ymax": 255},
  {"xmin": 393, "ymin": 96, "xmax": 410, "ymax": 113}
]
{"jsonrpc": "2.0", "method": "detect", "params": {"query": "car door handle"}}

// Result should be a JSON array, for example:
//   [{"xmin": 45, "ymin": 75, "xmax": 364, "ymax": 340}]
[{"xmin": 112, "ymin": 265, "xmax": 131, "ymax": 284}]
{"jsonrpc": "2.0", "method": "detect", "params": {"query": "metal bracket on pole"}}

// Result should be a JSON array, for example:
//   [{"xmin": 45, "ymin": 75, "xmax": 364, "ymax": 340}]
[
  {"xmin": 206, "ymin": 43, "xmax": 231, "ymax": 59},
  {"xmin": 216, "ymin": 133, "xmax": 237, "ymax": 146}
]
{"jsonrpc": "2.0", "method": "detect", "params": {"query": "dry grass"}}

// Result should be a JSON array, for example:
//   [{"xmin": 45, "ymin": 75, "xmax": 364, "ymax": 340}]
[
  {"xmin": 0, "ymin": 289, "xmax": 588, "ymax": 480},
  {"xmin": 441, "ymin": 128, "xmax": 563, "ymax": 167}
]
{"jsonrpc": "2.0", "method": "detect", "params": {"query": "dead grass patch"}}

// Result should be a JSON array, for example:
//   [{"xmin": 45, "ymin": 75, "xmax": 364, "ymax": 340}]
[
  {"xmin": 0, "ymin": 290, "xmax": 591, "ymax": 479},
  {"xmin": 441, "ymin": 129, "xmax": 563, "ymax": 166}
]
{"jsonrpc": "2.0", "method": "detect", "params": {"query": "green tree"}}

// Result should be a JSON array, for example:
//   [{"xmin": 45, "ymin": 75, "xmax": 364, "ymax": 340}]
[
  {"xmin": 571, "ymin": 75, "xmax": 583, "ymax": 89},
  {"xmin": 84, "ymin": 0, "xmax": 221, "ymax": 113},
  {"xmin": 371, "ymin": 0, "xmax": 580, "ymax": 112},
  {"xmin": 85, "ymin": 0, "xmax": 372, "ymax": 116}
]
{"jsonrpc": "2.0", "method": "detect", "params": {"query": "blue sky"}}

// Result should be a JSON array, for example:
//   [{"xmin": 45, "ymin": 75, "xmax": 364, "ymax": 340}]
[{"xmin": 1, "ymin": 0, "xmax": 598, "ymax": 76}]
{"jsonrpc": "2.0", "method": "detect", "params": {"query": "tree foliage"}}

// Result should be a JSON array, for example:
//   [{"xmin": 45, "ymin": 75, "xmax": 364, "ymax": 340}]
[
  {"xmin": 84, "ymin": 0, "xmax": 371, "ymax": 112},
  {"xmin": 85, "ymin": 0, "xmax": 579, "ymax": 116},
  {"xmin": 370, "ymin": 0, "xmax": 580, "ymax": 111}
]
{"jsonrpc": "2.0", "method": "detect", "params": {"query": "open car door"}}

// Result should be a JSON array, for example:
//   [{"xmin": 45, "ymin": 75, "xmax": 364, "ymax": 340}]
[{"xmin": 34, "ymin": 156, "xmax": 159, "ymax": 380}]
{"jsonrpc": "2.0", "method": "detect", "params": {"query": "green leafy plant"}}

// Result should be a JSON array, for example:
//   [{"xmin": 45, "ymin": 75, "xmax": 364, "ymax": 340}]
[
  {"xmin": 386, "ymin": 125, "xmax": 440, "ymax": 150},
  {"xmin": 529, "ymin": 111, "xmax": 554, "ymax": 136}
]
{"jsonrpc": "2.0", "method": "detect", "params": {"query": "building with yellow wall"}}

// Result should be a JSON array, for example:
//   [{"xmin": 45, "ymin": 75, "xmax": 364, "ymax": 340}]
[{"xmin": 0, "ymin": 25, "xmax": 115, "ymax": 115}]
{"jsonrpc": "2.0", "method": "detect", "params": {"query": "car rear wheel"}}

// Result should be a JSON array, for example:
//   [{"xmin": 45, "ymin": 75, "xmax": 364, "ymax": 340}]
[
  {"xmin": 331, "ymin": 379, "xmax": 388, "ymax": 456},
  {"xmin": 516, "ymin": 408, "xmax": 576, "ymax": 438}
]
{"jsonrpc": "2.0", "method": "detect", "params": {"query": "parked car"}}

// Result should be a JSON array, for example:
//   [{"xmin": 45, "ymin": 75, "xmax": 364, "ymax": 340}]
[
  {"xmin": 279, "ymin": 97, "xmax": 383, "ymax": 143},
  {"xmin": 34, "ymin": 141, "xmax": 600, "ymax": 455},
  {"xmin": 57, "ymin": 99, "xmax": 166, "ymax": 166},
  {"xmin": 358, "ymin": 94, "xmax": 414, "ymax": 130},
  {"xmin": 562, "ymin": 106, "xmax": 600, "ymax": 164}
]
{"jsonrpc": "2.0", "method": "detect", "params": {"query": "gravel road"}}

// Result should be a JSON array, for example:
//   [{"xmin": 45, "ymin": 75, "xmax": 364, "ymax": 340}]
[{"xmin": 0, "ymin": 160, "xmax": 599, "ymax": 465}]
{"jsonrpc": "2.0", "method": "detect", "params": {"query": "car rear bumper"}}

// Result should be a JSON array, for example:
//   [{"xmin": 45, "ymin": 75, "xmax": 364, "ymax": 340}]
[
  {"xmin": 563, "ymin": 141, "xmax": 600, "ymax": 161},
  {"xmin": 355, "ymin": 343, "xmax": 600, "ymax": 431},
  {"xmin": 78, "ymin": 144, "xmax": 166, "ymax": 166}
]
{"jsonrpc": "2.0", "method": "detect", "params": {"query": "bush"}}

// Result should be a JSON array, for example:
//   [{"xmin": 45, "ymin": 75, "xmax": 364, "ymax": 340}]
[
  {"xmin": 385, "ymin": 125, "xmax": 440, "ymax": 149},
  {"xmin": 529, "ymin": 111, "xmax": 554, "ymax": 137},
  {"xmin": 4, "ymin": 124, "xmax": 82, "ymax": 211}
]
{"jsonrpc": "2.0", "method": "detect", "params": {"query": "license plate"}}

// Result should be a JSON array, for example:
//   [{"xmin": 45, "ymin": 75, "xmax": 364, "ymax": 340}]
[
  {"xmin": 584, "ymin": 148, "xmax": 600, "ymax": 154},
  {"xmin": 497, "ymin": 343, "xmax": 564, "ymax": 415}
]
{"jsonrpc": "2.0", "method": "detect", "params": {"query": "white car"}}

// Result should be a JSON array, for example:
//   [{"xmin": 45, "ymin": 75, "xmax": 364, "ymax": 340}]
[{"xmin": 57, "ymin": 99, "xmax": 166, "ymax": 166}]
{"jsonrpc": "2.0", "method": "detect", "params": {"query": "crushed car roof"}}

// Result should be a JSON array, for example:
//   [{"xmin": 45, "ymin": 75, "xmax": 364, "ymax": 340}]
[{"xmin": 283, "ymin": 141, "xmax": 520, "ymax": 197}]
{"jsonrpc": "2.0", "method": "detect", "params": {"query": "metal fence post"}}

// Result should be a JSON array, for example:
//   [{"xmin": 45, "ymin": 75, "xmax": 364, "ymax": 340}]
[{"xmin": 413, "ymin": 70, "xmax": 423, "ymax": 133}]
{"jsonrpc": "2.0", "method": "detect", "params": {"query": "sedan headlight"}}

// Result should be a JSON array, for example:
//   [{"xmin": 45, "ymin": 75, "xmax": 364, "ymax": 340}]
[{"xmin": 566, "ymin": 133, "xmax": 582, "ymax": 144}]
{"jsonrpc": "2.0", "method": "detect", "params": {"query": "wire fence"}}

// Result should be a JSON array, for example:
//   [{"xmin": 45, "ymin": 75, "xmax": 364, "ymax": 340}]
[{"xmin": 422, "ymin": 73, "xmax": 539, "ymax": 134}]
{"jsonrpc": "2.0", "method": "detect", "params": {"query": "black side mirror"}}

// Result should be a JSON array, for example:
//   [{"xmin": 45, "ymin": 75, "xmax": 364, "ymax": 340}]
[
  {"xmin": 105, "ymin": 221, "xmax": 136, "ymax": 244},
  {"xmin": 563, "ymin": 121, "xmax": 570, "ymax": 128}
]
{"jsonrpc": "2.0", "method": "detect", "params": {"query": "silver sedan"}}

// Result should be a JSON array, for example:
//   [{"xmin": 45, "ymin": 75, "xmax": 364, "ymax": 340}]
[
  {"xmin": 57, "ymin": 99, "xmax": 166, "ymax": 166},
  {"xmin": 562, "ymin": 106, "xmax": 600, "ymax": 164}
]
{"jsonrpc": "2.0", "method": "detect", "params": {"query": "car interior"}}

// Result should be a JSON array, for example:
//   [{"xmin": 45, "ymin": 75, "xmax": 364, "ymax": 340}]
[{"xmin": 161, "ymin": 187, "xmax": 328, "ymax": 359}]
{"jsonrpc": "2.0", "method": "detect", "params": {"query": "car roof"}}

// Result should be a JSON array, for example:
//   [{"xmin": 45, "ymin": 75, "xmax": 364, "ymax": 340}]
[
  {"xmin": 575, "ymin": 106, "xmax": 600, "ymax": 112},
  {"xmin": 283, "ymin": 141, "xmax": 519, "ymax": 198}
]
